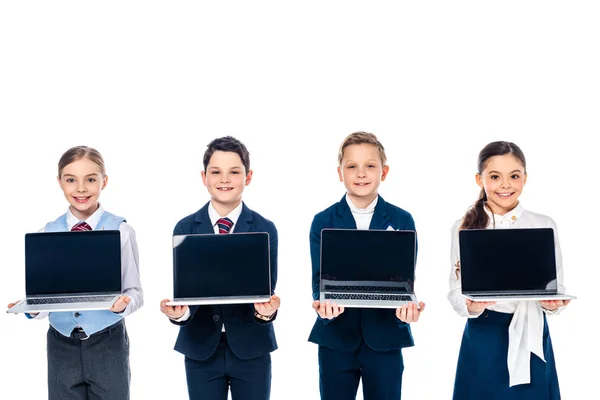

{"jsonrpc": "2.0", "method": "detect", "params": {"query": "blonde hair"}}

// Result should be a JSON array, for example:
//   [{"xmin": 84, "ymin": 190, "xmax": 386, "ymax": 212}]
[
  {"xmin": 58, "ymin": 146, "xmax": 106, "ymax": 177},
  {"xmin": 338, "ymin": 131, "xmax": 387, "ymax": 166}
]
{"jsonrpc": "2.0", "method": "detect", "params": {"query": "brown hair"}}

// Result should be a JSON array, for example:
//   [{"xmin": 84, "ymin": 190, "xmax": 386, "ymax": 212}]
[
  {"xmin": 338, "ymin": 131, "xmax": 387, "ymax": 166},
  {"xmin": 58, "ymin": 146, "xmax": 106, "ymax": 177},
  {"xmin": 203, "ymin": 136, "xmax": 250, "ymax": 173},
  {"xmin": 460, "ymin": 141, "xmax": 526, "ymax": 230}
]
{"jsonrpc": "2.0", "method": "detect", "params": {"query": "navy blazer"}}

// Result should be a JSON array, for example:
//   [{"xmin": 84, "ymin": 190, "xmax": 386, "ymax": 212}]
[
  {"xmin": 308, "ymin": 195, "xmax": 416, "ymax": 352},
  {"xmin": 171, "ymin": 201, "xmax": 278, "ymax": 361}
]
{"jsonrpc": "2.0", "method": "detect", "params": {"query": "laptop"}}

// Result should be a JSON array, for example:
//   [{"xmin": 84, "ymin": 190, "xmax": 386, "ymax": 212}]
[
  {"xmin": 7, "ymin": 230, "xmax": 122, "ymax": 314},
  {"xmin": 167, "ymin": 232, "xmax": 271, "ymax": 306},
  {"xmin": 459, "ymin": 228, "xmax": 576, "ymax": 301},
  {"xmin": 319, "ymin": 228, "xmax": 419, "ymax": 308}
]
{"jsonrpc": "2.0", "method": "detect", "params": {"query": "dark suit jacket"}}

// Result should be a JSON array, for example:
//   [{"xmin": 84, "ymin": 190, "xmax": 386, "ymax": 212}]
[
  {"xmin": 308, "ymin": 195, "xmax": 416, "ymax": 351},
  {"xmin": 171, "ymin": 201, "xmax": 278, "ymax": 361}
]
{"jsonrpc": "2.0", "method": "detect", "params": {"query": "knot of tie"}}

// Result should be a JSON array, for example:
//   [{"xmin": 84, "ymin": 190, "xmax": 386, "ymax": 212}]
[
  {"xmin": 217, "ymin": 217, "xmax": 233, "ymax": 234},
  {"xmin": 71, "ymin": 221, "xmax": 92, "ymax": 231}
]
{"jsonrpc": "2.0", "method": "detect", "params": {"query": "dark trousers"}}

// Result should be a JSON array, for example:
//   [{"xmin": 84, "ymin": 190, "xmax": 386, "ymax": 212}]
[
  {"xmin": 318, "ymin": 340, "xmax": 404, "ymax": 400},
  {"xmin": 47, "ymin": 321, "xmax": 130, "ymax": 400},
  {"xmin": 184, "ymin": 333, "xmax": 271, "ymax": 400},
  {"xmin": 453, "ymin": 310, "xmax": 560, "ymax": 400}
]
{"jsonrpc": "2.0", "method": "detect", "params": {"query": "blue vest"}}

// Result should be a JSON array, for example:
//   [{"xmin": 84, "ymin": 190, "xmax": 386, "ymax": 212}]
[{"xmin": 44, "ymin": 211, "xmax": 126, "ymax": 337}]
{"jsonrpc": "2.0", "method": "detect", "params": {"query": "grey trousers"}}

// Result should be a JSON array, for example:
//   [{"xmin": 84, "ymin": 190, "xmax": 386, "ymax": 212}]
[{"xmin": 47, "ymin": 321, "xmax": 130, "ymax": 400}]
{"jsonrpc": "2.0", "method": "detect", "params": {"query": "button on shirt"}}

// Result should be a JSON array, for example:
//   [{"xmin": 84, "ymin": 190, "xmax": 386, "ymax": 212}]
[
  {"xmin": 173, "ymin": 201, "xmax": 244, "ymax": 331},
  {"xmin": 447, "ymin": 202, "xmax": 566, "ymax": 387}
]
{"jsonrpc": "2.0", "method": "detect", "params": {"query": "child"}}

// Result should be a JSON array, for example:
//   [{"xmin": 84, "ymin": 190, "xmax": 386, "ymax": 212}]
[
  {"xmin": 8, "ymin": 145, "xmax": 143, "ymax": 400},
  {"xmin": 160, "ymin": 136, "xmax": 281, "ymax": 400},
  {"xmin": 448, "ymin": 141, "xmax": 568, "ymax": 399},
  {"xmin": 308, "ymin": 131, "xmax": 426, "ymax": 400}
]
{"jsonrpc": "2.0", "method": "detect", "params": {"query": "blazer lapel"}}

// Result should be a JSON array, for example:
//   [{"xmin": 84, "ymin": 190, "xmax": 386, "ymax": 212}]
[
  {"xmin": 232, "ymin": 202, "xmax": 253, "ymax": 233},
  {"xmin": 368, "ymin": 195, "xmax": 391, "ymax": 230},
  {"xmin": 336, "ymin": 195, "xmax": 358, "ymax": 229},
  {"xmin": 193, "ymin": 202, "xmax": 218, "ymax": 234}
]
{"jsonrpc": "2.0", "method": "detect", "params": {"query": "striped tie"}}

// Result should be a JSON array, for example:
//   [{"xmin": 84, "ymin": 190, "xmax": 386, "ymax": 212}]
[
  {"xmin": 71, "ymin": 221, "xmax": 92, "ymax": 231},
  {"xmin": 217, "ymin": 217, "xmax": 233, "ymax": 234}
]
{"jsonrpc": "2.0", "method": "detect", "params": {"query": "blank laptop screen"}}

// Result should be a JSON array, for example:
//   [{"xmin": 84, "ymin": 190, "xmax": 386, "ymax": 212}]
[
  {"xmin": 25, "ymin": 231, "xmax": 122, "ymax": 296},
  {"xmin": 320, "ymin": 229, "xmax": 416, "ymax": 289},
  {"xmin": 173, "ymin": 233, "xmax": 271, "ymax": 299},
  {"xmin": 459, "ymin": 228, "xmax": 557, "ymax": 292}
]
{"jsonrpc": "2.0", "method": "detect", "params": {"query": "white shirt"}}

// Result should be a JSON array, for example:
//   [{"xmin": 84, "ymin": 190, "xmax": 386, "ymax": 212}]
[
  {"xmin": 448, "ymin": 202, "xmax": 565, "ymax": 387},
  {"xmin": 174, "ymin": 201, "xmax": 244, "ymax": 326},
  {"xmin": 32, "ymin": 204, "xmax": 144, "ymax": 319},
  {"xmin": 346, "ymin": 193, "xmax": 377, "ymax": 230}
]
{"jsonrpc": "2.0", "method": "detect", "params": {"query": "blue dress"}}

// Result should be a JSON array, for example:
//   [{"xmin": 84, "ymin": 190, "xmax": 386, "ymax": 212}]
[{"xmin": 453, "ymin": 310, "xmax": 560, "ymax": 400}]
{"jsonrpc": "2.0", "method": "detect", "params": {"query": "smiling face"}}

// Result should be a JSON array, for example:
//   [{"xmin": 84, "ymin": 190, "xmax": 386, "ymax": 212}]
[
  {"xmin": 337, "ymin": 143, "xmax": 389, "ymax": 209},
  {"xmin": 58, "ymin": 157, "xmax": 107, "ymax": 220},
  {"xmin": 476, "ymin": 154, "xmax": 527, "ymax": 215},
  {"xmin": 201, "ymin": 150, "xmax": 252, "ymax": 216}
]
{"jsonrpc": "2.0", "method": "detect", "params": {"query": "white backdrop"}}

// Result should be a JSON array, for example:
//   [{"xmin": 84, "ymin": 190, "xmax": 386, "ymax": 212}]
[{"xmin": 1, "ymin": 2, "xmax": 598, "ymax": 399}]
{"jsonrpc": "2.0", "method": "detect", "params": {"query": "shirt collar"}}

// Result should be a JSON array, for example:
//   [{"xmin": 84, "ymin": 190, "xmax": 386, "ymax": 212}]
[
  {"xmin": 484, "ymin": 202, "xmax": 525, "ymax": 227},
  {"xmin": 66, "ymin": 204, "xmax": 105, "ymax": 230},
  {"xmin": 345, "ymin": 193, "xmax": 378, "ymax": 215},
  {"xmin": 208, "ymin": 201, "xmax": 243, "ymax": 228}
]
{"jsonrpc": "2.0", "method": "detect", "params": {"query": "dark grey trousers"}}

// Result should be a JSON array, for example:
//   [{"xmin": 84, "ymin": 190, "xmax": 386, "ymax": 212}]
[{"xmin": 47, "ymin": 321, "xmax": 130, "ymax": 400}]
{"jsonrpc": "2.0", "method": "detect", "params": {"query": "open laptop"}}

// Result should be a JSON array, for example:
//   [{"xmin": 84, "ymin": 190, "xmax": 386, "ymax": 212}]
[
  {"xmin": 319, "ymin": 229, "xmax": 419, "ymax": 308},
  {"xmin": 167, "ymin": 232, "xmax": 271, "ymax": 306},
  {"xmin": 459, "ymin": 228, "xmax": 576, "ymax": 301},
  {"xmin": 7, "ymin": 230, "xmax": 122, "ymax": 314}
]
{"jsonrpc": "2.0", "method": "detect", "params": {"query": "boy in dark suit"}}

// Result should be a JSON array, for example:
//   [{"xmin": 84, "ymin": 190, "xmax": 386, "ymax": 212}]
[
  {"xmin": 161, "ymin": 136, "xmax": 280, "ymax": 400},
  {"xmin": 309, "ymin": 131, "xmax": 425, "ymax": 400}
]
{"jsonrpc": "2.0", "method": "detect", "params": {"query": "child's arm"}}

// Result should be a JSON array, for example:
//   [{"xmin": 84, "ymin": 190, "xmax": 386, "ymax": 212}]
[{"xmin": 111, "ymin": 223, "xmax": 143, "ymax": 316}]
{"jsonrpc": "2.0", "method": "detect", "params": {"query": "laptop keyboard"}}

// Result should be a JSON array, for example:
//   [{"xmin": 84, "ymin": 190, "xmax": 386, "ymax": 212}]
[
  {"xmin": 324, "ymin": 285, "xmax": 406, "ymax": 293},
  {"xmin": 27, "ymin": 296, "xmax": 115, "ymax": 305},
  {"xmin": 324, "ymin": 293, "xmax": 412, "ymax": 301}
]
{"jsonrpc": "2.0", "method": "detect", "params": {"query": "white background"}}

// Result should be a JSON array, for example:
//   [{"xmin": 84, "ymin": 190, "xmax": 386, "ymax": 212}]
[{"xmin": 1, "ymin": 2, "xmax": 598, "ymax": 399}]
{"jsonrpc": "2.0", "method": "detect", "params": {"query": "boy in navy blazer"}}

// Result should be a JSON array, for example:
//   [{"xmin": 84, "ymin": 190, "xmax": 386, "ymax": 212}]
[
  {"xmin": 309, "ymin": 132, "xmax": 426, "ymax": 400},
  {"xmin": 161, "ymin": 136, "xmax": 280, "ymax": 400}
]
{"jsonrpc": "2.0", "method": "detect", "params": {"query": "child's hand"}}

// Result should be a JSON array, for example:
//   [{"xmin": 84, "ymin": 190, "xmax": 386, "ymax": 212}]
[
  {"xmin": 395, "ymin": 302, "xmax": 426, "ymax": 323},
  {"xmin": 160, "ymin": 299, "xmax": 188, "ymax": 319},
  {"xmin": 254, "ymin": 295, "xmax": 280, "ymax": 317},
  {"xmin": 7, "ymin": 301, "xmax": 38, "ymax": 316},
  {"xmin": 312, "ymin": 300, "xmax": 345, "ymax": 320},
  {"xmin": 465, "ymin": 299, "xmax": 496, "ymax": 313},
  {"xmin": 540, "ymin": 299, "xmax": 570, "ymax": 311},
  {"xmin": 110, "ymin": 295, "xmax": 131, "ymax": 313}
]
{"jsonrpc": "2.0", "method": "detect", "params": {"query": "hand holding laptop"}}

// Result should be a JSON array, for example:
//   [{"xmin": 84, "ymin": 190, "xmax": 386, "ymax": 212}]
[
  {"xmin": 395, "ymin": 301, "xmax": 426, "ymax": 323},
  {"xmin": 254, "ymin": 295, "xmax": 280, "ymax": 317},
  {"xmin": 465, "ymin": 299, "xmax": 496, "ymax": 313},
  {"xmin": 540, "ymin": 299, "xmax": 570, "ymax": 312},
  {"xmin": 160, "ymin": 299, "xmax": 189, "ymax": 319},
  {"xmin": 110, "ymin": 295, "xmax": 131, "ymax": 313},
  {"xmin": 312, "ymin": 300, "xmax": 345, "ymax": 319},
  {"xmin": 7, "ymin": 301, "xmax": 38, "ymax": 315}
]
